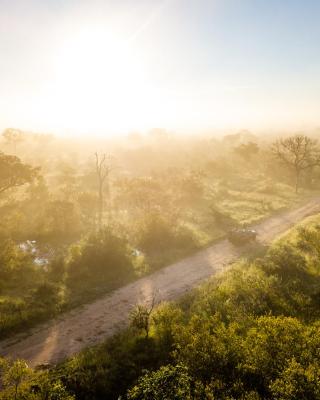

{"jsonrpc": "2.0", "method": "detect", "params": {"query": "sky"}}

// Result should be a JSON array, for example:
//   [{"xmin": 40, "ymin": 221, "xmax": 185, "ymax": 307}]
[{"xmin": 0, "ymin": 0, "xmax": 319, "ymax": 136}]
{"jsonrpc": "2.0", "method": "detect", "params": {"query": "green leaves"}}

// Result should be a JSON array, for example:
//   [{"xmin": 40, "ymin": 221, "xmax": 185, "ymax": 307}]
[
  {"xmin": 0, "ymin": 357, "xmax": 74, "ymax": 400},
  {"xmin": 0, "ymin": 152, "xmax": 39, "ymax": 195},
  {"xmin": 270, "ymin": 359, "xmax": 320, "ymax": 400},
  {"xmin": 127, "ymin": 364, "xmax": 193, "ymax": 400},
  {"xmin": 67, "ymin": 229, "xmax": 135, "ymax": 293},
  {"xmin": 35, "ymin": 213, "xmax": 320, "ymax": 399}
]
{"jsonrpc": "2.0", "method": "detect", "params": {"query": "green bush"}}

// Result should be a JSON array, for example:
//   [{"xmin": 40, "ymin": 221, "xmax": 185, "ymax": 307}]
[
  {"xmin": 56, "ymin": 216, "xmax": 320, "ymax": 400},
  {"xmin": 127, "ymin": 364, "xmax": 193, "ymax": 400},
  {"xmin": 136, "ymin": 213, "xmax": 197, "ymax": 255},
  {"xmin": 31, "ymin": 282, "xmax": 62, "ymax": 313},
  {"xmin": 67, "ymin": 229, "xmax": 135, "ymax": 293}
]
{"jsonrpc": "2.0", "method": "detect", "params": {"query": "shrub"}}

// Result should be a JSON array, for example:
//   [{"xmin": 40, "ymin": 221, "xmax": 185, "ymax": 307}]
[
  {"xmin": 67, "ymin": 229, "xmax": 135, "ymax": 292},
  {"xmin": 31, "ymin": 282, "xmax": 62, "ymax": 313},
  {"xmin": 137, "ymin": 214, "xmax": 177, "ymax": 253},
  {"xmin": 127, "ymin": 364, "xmax": 193, "ymax": 400},
  {"xmin": 136, "ymin": 213, "xmax": 197, "ymax": 255}
]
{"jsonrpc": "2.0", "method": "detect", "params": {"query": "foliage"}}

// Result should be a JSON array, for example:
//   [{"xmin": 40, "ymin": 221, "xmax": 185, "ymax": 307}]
[
  {"xmin": 127, "ymin": 364, "xmax": 193, "ymax": 400},
  {"xmin": 136, "ymin": 213, "xmax": 198, "ymax": 256},
  {"xmin": 271, "ymin": 135, "xmax": 320, "ymax": 192},
  {"xmin": 54, "ymin": 216, "xmax": 320, "ymax": 400},
  {"xmin": 67, "ymin": 229, "xmax": 135, "ymax": 295},
  {"xmin": 234, "ymin": 142, "xmax": 259, "ymax": 161},
  {"xmin": 130, "ymin": 304, "xmax": 153, "ymax": 338},
  {"xmin": 0, "ymin": 357, "xmax": 74, "ymax": 400},
  {"xmin": 0, "ymin": 240, "xmax": 64, "ymax": 337},
  {"xmin": 0, "ymin": 132, "xmax": 317, "ymax": 344},
  {"xmin": 0, "ymin": 152, "xmax": 39, "ymax": 195}
]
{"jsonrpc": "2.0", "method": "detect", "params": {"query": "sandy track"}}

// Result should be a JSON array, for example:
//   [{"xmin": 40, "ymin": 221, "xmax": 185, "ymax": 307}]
[{"xmin": 1, "ymin": 197, "xmax": 320, "ymax": 367}]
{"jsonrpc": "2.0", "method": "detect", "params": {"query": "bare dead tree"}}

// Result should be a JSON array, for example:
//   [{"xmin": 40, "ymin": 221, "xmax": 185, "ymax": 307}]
[
  {"xmin": 129, "ymin": 292, "xmax": 158, "ymax": 338},
  {"xmin": 271, "ymin": 135, "xmax": 320, "ymax": 193},
  {"xmin": 95, "ymin": 153, "xmax": 113, "ymax": 230}
]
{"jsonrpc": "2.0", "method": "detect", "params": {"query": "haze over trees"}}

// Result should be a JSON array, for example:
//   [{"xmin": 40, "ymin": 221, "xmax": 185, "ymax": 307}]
[
  {"xmin": 1, "ymin": 0, "xmax": 319, "ymax": 397},
  {"xmin": 1, "ymin": 129, "xmax": 320, "ymax": 399},
  {"xmin": 0, "ymin": 129, "xmax": 320, "ymax": 332},
  {"xmin": 0, "ymin": 152, "xmax": 38, "ymax": 194},
  {"xmin": 2, "ymin": 128, "xmax": 25, "ymax": 154},
  {"xmin": 95, "ymin": 152, "xmax": 113, "ymax": 230},
  {"xmin": 234, "ymin": 141, "xmax": 259, "ymax": 161},
  {"xmin": 271, "ymin": 134, "xmax": 320, "ymax": 193}
]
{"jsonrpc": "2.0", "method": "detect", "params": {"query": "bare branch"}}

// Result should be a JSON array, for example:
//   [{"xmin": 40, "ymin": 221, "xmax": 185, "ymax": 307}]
[{"xmin": 271, "ymin": 135, "xmax": 320, "ymax": 192}]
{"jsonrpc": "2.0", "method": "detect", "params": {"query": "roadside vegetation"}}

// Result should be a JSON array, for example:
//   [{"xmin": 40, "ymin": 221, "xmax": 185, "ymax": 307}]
[
  {"xmin": 2, "ymin": 206, "xmax": 320, "ymax": 399},
  {"xmin": 57, "ymin": 212, "xmax": 320, "ymax": 399},
  {"xmin": 0, "ymin": 129, "xmax": 320, "ymax": 339}
]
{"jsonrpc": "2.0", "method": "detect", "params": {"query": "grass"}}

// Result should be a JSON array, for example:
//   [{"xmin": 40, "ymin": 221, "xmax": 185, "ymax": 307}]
[
  {"xmin": 276, "ymin": 211, "xmax": 320, "ymax": 244},
  {"xmin": 182, "ymin": 178, "xmax": 317, "ymax": 247}
]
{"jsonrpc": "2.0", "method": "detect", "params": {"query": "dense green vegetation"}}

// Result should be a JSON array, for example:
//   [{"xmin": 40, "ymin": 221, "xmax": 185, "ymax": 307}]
[
  {"xmin": 0, "ymin": 357, "xmax": 74, "ymax": 400},
  {"xmin": 2, "ymin": 217, "xmax": 320, "ymax": 399},
  {"xmin": 51, "ymin": 213, "xmax": 320, "ymax": 400},
  {"xmin": 1, "ymin": 131, "xmax": 318, "ymax": 338}
]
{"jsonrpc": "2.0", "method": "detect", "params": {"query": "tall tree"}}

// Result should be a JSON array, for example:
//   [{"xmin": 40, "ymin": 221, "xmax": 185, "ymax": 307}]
[
  {"xmin": 95, "ymin": 153, "xmax": 113, "ymax": 229},
  {"xmin": 2, "ymin": 128, "xmax": 24, "ymax": 154},
  {"xmin": 271, "ymin": 135, "xmax": 320, "ymax": 193},
  {"xmin": 0, "ymin": 152, "xmax": 39, "ymax": 195}
]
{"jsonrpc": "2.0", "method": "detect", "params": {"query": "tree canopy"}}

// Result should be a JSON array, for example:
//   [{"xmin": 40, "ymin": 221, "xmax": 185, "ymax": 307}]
[
  {"xmin": 271, "ymin": 135, "xmax": 320, "ymax": 192},
  {"xmin": 0, "ymin": 152, "xmax": 39, "ymax": 195}
]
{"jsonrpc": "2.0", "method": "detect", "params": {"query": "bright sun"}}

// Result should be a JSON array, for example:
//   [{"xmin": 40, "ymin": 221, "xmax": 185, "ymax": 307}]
[{"xmin": 45, "ymin": 27, "xmax": 155, "ymax": 134}]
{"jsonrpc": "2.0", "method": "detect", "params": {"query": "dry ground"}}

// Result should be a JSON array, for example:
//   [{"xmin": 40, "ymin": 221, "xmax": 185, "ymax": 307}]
[{"xmin": 1, "ymin": 197, "xmax": 320, "ymax": 367}]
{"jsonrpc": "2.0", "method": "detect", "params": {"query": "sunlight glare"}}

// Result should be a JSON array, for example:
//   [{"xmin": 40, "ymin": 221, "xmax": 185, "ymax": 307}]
[{"xmin": 48, "ymin": 27, "xmax": 154, "ymax": 134}]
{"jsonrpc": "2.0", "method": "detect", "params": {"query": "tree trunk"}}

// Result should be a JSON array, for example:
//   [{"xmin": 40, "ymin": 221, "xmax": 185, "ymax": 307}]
[
  {"xmin": 295, "ymin": 170, "xmax": 300, "ymax": 193},
  {"xmin": 105, "ymin": 174, "xmax": 112, "ymax": 225},
  {"xmin": 98, "ymin": 183, "xmax": 103, "ymax": 230},
  {"xmin": 95, "ymin": 153, "xmax": 112, "ymax": 231},
  {"xmin": 14, "ymin": 382, "xmax": 18, "ymax": 400}
]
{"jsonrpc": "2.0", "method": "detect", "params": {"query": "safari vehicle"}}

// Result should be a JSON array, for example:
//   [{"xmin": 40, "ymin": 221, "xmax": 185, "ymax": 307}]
[{"xmin": 227, "ymin": 228, "xmax": 257, "ymax": 245}]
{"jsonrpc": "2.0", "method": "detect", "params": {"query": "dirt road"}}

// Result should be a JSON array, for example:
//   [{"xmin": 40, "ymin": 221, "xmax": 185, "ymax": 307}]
[{"xmin": 1, "ymin": 197, "xmax": 320, "ymax": 367}]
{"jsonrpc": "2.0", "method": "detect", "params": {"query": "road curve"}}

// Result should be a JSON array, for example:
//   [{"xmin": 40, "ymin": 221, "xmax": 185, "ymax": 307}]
[{"xmin": 1, "ymin": 197, "xmax": 320, "ymax": 367}]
